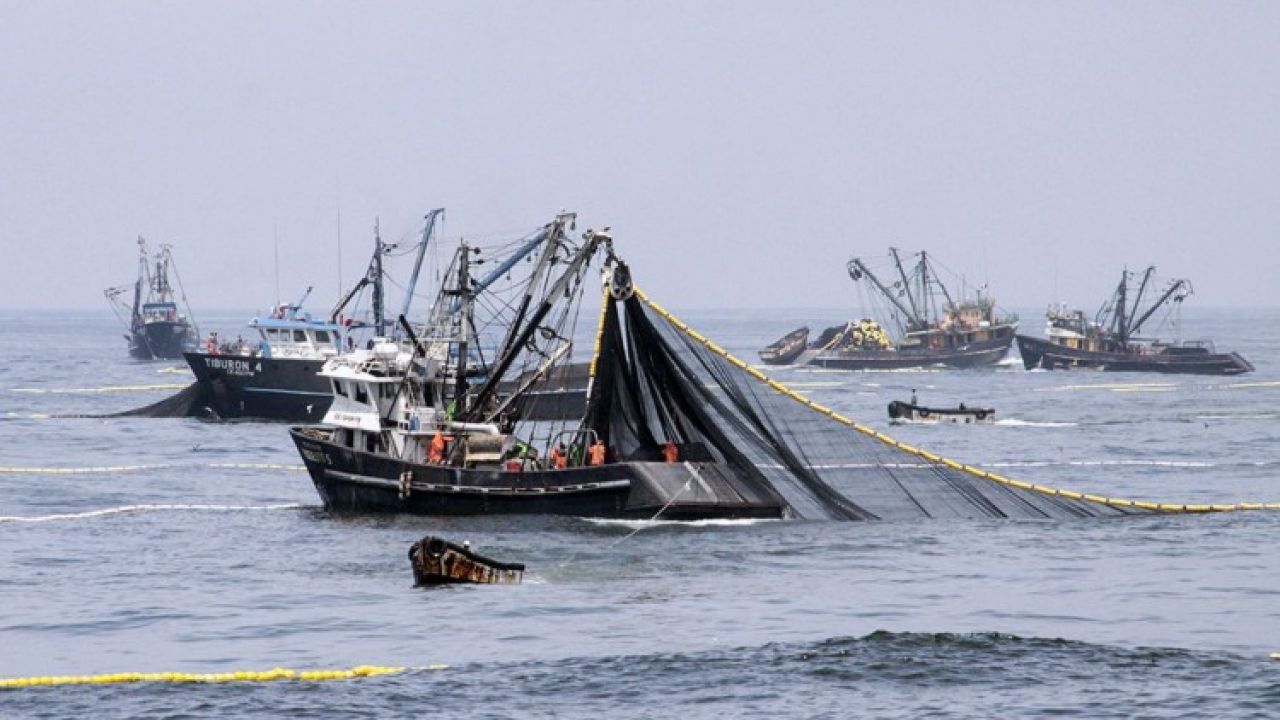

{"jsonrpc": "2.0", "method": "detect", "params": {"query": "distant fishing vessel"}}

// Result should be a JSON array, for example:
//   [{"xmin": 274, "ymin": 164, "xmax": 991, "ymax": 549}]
[
  {"xmin": 766, "ymin": 249, "xmax": 1017, "ymax": 370},
  {"xmin": 105, "ymin": 238, "xmax": 199, "ymax": 360},
  {"xmin": 1015, "ymin": 267, "xmax": 1253, "ymax": 375}
]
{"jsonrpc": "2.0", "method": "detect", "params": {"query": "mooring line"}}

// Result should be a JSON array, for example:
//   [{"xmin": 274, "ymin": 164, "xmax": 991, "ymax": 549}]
[
  {"xmin": 0, "ymin": 663, "xmax": 448, "ymax": 689},
  {"xmin": 0, "ymin": 503, "xmax": 307, "ymax": 524},
  {"xmin": 633, "ymin": 287, "xmax": 1280, "ymax": 515}
]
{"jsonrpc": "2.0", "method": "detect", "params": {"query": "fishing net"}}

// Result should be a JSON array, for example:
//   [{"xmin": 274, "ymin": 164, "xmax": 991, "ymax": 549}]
[{"xmin": 585, "ymin": 293, "xmax": 1143, "ymax": 521}]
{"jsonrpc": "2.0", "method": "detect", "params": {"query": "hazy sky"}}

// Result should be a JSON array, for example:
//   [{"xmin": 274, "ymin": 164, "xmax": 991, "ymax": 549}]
[{"xmin": 2, "ymin": 1, "xmax": 1278, "ymax": 313}]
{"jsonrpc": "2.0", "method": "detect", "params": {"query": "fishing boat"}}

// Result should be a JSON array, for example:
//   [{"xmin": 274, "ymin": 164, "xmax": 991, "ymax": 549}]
[
  {"xmin": 1015, "ymin": 267, "xmax": 1253, "ymax": 375},
  {"xmin": 105, "ymin": 238, "xmax": 199, "ymax": 360},
  {"xmin": 759, "ymin": 327, "xmax": 809, "ymax": 365},
  {"xmin": 180, "ymin": 211, "xmax": 442, "ymax": 422},
  {"xmin": 887, "ymin": 400, "xmax": 994, "ymax": 425},
  {"xmin": 807, "ymin": 249, "xmax": 1017, "ymax": 370},
  {"xmin": 289, "ymin": 226, "xmax": 787, "ymax": 520},
  {"xmin": 408, "ymin": 536, "xmax": 524, "ymax": 586}
]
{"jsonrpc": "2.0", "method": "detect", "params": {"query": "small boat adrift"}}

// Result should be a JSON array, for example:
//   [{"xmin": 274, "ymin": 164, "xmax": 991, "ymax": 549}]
[
  {"xmin": 759, "ymin": 326, "xmax": 809, "ymax": 365},
  {"xmin": 887, "ymin": 400, "xmax": 994, "ymax": 425},
  {"xmin": 408, "ymin": 536, "xmax": 525, "ymax": 586}
]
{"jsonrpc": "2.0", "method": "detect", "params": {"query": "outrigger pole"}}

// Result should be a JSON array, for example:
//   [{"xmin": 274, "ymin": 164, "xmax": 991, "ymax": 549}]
[
  {"xmin": 847, "ymin": 257, "xmax": 916, "ymax": 330},
  {"xmin": 399, "ymin": 208, "xmax": 445, "ymax": 322},
  {"xmin": 460, "ymin": 228, "xmax": 609, "ymax": 423}
]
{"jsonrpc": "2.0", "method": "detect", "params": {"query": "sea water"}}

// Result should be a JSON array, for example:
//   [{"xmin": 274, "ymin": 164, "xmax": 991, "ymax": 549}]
[{"xmin": 2, "ymin": 307, "xmax": 1279, "ymax": 718}]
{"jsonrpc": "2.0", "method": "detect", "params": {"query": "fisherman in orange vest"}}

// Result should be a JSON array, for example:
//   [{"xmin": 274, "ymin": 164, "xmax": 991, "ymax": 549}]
[
  {"xmin": 662, "ymin": 441, "xmax": 678, "ymax": 463},
  {"xmin": 428, "ymin": 431, "xmax": 446, "ymax": 464},
  {"xmin": 549, "ymin": 442, "xmax": 569, "ymax": 470},
  {"xmin": 588, "ymin": 439, "xmax": 607, "ymax": 466}
]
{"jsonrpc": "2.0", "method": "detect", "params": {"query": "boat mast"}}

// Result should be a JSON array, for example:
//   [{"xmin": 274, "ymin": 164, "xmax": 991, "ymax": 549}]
[
  {"xmin": 1125, "ymin": 265, "xmax": 1155, "ymax": 338},
  {"xmin": 400, "ymin": 208, "xmax": 444, "ymax": 322},
  {"xmin": 1110, "ymin": 269, "xmax": 1129, "ymax": 345},
  {"xmin": 451, "ymin": 242, "xmax": 474, "ymax": 416},
  {"xmin": 131, "ymin": 237, "xmax": 146, "ymax": 326},
  {"xmin": 372, "ymin": 219, "xmax": 386, "ymax": 336},
  {"xmin": 847, "ymin": 258, "xmax": 916, "ymax": 330},
  {"xmin": 889, "ymin": 248, "xmax": 924, "ymax": 330}
]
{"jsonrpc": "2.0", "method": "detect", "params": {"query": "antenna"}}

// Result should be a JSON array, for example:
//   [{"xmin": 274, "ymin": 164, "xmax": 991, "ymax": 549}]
[
  {"xmin": 336, "ymin": 197, "xmax": 343, "ymax": 295},
  {"xmin": 273, "ymin": 225, "xmax": 281, "ymax": 305}
]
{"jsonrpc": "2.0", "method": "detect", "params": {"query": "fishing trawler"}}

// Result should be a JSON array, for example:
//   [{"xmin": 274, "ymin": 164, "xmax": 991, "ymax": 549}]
[
  {"xmin": 180, "ymin": 211, "xmax": 443, "ymax": 422},
  {"xmin": 804, "ymin": 249, "xmax": 1017, "ymax": 369},
  {"xmin": 105, "ymin": 238, "xmax": 199, "ymax": 360},
  {"xmin": 289, "ymin": 225, "xmax": 787, "ymax": 519},
  {"xmin": 1015, "ymin": 267, "xmax": 1253, "ymax": 375}
]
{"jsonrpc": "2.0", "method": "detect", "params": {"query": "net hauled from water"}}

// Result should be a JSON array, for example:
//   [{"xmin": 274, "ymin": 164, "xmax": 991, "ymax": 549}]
[{"xmin": 584, "ymin": 287, "xmax": 1278, "ymax": 521}]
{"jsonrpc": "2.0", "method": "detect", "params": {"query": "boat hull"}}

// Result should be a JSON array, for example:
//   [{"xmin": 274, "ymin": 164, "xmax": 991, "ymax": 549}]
[
  {"xmin": 130, "ymin": 321, "xmax": 196, "ymax": 360},
  {"xmin": 184, "ymin": 352, "xmax": 333, "ymax": 422},
  {"xmin": 808, "ymin": 334, "xmax": 1013, "ymax": 370},
  {"xmin": 1015, "ymin": 335, "xmax": 1254, "ymax": 375},
  {"xmin": 759, "ymin": 327, "xmax": 809, "ymax": 366},
  {"xmin": 290, "ymin": 427, "xmax": 786, "ymax": 520}
]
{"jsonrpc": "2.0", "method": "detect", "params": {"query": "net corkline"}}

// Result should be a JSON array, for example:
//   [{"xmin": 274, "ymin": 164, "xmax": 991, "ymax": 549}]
[{"xmin": 630, "ymin": 287, "xmax": 1280, "ymax": 516}]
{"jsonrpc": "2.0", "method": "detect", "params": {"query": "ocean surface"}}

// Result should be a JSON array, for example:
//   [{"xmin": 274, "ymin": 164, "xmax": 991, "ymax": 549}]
[{"xmin": 3, "ymin": 307, "xmax": 1280, "ymax": 718}]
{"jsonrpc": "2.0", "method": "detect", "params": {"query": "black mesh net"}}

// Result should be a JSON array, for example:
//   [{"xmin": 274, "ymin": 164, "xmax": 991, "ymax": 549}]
[{"xmin": 585, "ymin": 294, "xmax": 1143, "ymax": 521}]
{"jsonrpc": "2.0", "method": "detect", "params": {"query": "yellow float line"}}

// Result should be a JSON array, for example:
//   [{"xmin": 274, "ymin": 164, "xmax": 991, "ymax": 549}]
[
  {"xmin": 0, "ymin": 465, "xmax": 171, "ymax": 475},
  {"xmin": 0, "ymin": 664, "xmax": 447, "ymax": 689},
  {"xmin": 633, "ymin": 287, "xmax": 1277, "ymax": 515},
  {"xmin": 587, "ymin": 286, "xmax": 611, "ymax": 382}
]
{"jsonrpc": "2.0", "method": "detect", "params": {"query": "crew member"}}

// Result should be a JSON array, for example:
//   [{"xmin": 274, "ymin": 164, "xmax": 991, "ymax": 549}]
[
  {"xmin": 550, "ymin": 442, "xmax": 569, "ymax": 470},
  {"xmin": 428, "ymin": 430, "xmax": 446, "ymax": 464},
  {"xmin": 662, "ymin": 441, "xmax": 679, "ymax": 463},
  {"xmin": 910, "ymin": 388, "xmax": 918, "ymax": 406},
  {"xmin": 588, "ymin": 439, "xmax": 607, "ymax": 466}
]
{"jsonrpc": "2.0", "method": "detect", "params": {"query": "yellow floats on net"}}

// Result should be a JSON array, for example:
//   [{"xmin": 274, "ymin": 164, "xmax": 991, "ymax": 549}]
[{"xmin": 0, "ymin": 664, "xmax": 448, "ymax": 689}]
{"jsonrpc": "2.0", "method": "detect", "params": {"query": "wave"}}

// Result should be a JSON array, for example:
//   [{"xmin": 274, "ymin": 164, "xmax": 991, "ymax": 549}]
[
  {"xmin": 984, "ymin": 459, "xmax": 1215, "ymax": 469},
  {"xmin": 0, "ymin": 503, "xmax": 307, "ymax": 524},
  {"xmin": 0, "ymin": 463, "xmax": 306, "ymax": 475},
  {"xmin": 9, "ymin": 383, "xmax": 190, "ymax": 394},
  {"xmin": 582, "ymin": 517, "xmax": 779, "ymax": 529},
  {"xmin": 994, "ymin": 418, "xmax": 1080, "ymax": 427}
]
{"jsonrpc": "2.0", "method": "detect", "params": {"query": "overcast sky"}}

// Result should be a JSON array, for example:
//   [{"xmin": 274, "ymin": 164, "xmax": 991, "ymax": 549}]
[{"xmin": 2, "ymin": 1, "xmax": 1278, "ymax": 314}]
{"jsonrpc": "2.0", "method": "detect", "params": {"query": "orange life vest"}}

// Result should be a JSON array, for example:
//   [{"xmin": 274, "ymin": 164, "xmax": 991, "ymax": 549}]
[
  {"xmin": 429, "ymin": 432, "xmax": 446, "ymax": 463},
  {"xmin": 550, "ymin": 446, "xmax": 568, "ymax": 470},
  {"xmin": 588, "ymin": 442, "xmax": 606, "ymax": 466}
]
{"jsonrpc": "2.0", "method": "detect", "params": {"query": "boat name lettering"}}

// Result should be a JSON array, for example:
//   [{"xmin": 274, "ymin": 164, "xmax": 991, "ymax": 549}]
[{"xmin": 204, "ymin": 357, "xmax": 259, "ymax": 376}]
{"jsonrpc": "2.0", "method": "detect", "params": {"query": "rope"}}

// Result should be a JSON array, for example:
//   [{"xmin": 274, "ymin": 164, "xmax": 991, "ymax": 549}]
[
  {"xmin": 0, "ymin": 664, "xmax": 447, "ymax": 689},
  {"xmin": 632, "ymin": 287, "xmax": 1280, "ymax": 515}
]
